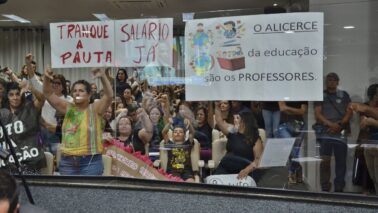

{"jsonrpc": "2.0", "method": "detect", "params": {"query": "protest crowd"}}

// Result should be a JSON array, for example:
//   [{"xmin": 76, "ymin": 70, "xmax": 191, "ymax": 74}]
[{"xmin": 0, "ymin": 54, "xmax": 377, "ymax": 195}]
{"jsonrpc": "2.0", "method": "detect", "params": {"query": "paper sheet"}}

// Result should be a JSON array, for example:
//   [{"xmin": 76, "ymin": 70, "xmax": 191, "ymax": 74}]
[{"xmin": 258, "ymin": 138, "xmax": 296, "ymax": 168}]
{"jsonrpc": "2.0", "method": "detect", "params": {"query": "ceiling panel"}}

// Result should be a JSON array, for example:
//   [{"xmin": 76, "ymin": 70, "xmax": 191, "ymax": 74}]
[{"xmin": 0, "ymin": 0, "xmax": 293, "ymax": 28}]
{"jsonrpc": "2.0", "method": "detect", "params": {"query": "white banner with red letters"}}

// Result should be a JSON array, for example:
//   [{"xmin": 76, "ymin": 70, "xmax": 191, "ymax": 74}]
[{"xmin": 50, "ymin": 18, "xmax": 173, "ymax": 68}]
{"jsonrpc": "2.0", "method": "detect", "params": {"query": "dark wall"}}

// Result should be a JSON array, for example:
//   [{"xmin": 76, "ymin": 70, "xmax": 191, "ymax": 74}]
[{"xmin": 18, "ymin": 176, "xmax": 378, "ymax": 213}]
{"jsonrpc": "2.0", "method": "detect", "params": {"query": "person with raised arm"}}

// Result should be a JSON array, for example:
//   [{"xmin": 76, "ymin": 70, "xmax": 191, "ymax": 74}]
[
  {"xmin": 25, "ymin": 54, "xmax": 74, "ymax": 155},
  {"xmin": 0, "ymin": 79, "xmax": 45, "ymax": 174},
  {"xmin": 43, "ymin": 68, "xmax": 113, "ymax": 175},
  {"xmin": 162, "ymin": 117, "xmax": 195, "ymax": 182},
  {"xmin": 214, "ymin": 101, "xmax": 263, "ymax": 181}
]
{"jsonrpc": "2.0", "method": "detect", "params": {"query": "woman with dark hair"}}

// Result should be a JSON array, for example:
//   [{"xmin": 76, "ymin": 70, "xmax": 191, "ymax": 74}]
[
  {"xmin": 147, "ymin": 105, "xmax": 166, "ymax": 160},
  {"xmin": 5, "ymin": 65, "xmax": 32, "ymax": 101},
  {"xmin": 121, "ymin": 85, "xmax": 136, "ymax": 109},
  {"xmin": 195, "ymin": 103, "xmax": 214, "ymax": 162},
  {"xmin": 0, "ymin": 82, "xmax": 46, "ymax": 174},
  {"xmin": 212, "ymin": 100, "xmax": 238, "ymax": 137},
  {"xmin": 115, "ymin": 115, "xmax": 133, "ymax": 146},
  {"xmin": 102, "ymin": 103, "xmax": 116, "ymax": 136},
  {"xmin": 18, "ymin": 65, "xmax": 29, "ymax": 80},
  {"xmin": 43, "ymin": 68, "xmax": 113, "ymax": 175},
  {"xmin": 108, "ymin": 104, "xmax": 153, "ymax": 155},
  {"xmin": 195, "ymin": 103, "xmax": 214, "ymax": 149},
  {"xmin": 215, "ymin": 101, "xmax": 233, "ymax": 128},
  {"xmin": 214, "ymin": 102, "xmax": 263, "ymax": 181},
  {"xmin": 195, "ymin": 106, "xmax": 213, "ymax": 147},
  {"xmin": 115, "ymin": 68, "xmax": 129, "ymax": 97}
]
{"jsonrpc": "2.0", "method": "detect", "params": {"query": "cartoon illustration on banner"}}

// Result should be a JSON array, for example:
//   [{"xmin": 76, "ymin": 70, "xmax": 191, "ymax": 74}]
[
  {"xmin": 215, "ymin": 20, "xmax": 246, "ymax": 71},
  {"xmin": 187, "ymin": 23, "xmax": 214, "ymax": 76},
  {"xmin": 185, "ymin": 13, "xmax": 324, "ymax": 101}
]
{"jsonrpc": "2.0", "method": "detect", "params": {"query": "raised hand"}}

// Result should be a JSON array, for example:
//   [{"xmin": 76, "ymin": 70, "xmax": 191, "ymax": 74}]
[
  {"xmin": 19, "ymin": 80, "xmax": 29, "ymax": 90},
  {"xmin": 179, "ymin": 104, "xmax": 195, "ymax": 121},
  {"xmin": 136, "ymin": 107, "xmax": 148, "ymax": 120},
  {"xmin": 184, "ymin": 118, "xmax": 191, "ymax": 129},
  {"xmin": 25, "ymin": 53, "xmax": 33, "ymax": 65},
  {"xmin": 92, "ymin": 68, "xmax": 104, "ymax": 79},
  {"xmin": 44, "ymin": 67, "xmax": 54, "ymax": 80},
  {"xmin": 3, "ymin": 67, "xmax": 12, "ymax": 76}
]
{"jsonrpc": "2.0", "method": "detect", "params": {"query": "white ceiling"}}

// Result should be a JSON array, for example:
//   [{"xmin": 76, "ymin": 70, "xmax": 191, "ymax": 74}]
[
  {"xmin": 1, "ymin": 0, "xmax": 377, "ymax": 54},
  {"xmin": 0, "ymin": 0, "xmax": 299, "ymax": 28},
  {"xmin": 0, "ymin": 0, "xmax": 376, "ymax": 34}
]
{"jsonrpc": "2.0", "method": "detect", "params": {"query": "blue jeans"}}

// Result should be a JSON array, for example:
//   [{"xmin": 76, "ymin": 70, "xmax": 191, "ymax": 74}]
[
  {"xmin": 262, "ymin": 109, "xmax": 280, "ymax": 138},
  {"xmin": 276, "ymin": 122, "xmax": 305, "ymax": 175},
  {"xmin": 40, "ymin": 127, "xmax": 60, "ymax": 155},
  {"xmin": 59, "ymin": 154, "xmax": 103, "ymax": 175},
  {"xmin": 318, "ymin": 136, "xmax": 347, "ymax": 191}
]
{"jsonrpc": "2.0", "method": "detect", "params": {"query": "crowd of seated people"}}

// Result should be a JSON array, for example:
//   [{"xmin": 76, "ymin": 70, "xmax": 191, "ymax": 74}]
[{"xmin": 1, "ymin": 54, "xmax": 378, "ymax": 195}]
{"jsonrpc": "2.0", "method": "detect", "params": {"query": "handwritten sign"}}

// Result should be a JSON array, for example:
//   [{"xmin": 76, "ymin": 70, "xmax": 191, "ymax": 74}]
[
  {"xmin": 114, "ymin": 18, "xmax": 173, "ymax": 67},
  {"xmin": 104, "ymin": 145, "xmax": 168, "ymax": 180},
  {"xmin": 50, "ymin": 18, "xmax": 173, "ymax": 68},
  {"xmin": 50, "ymin": 21, "xmax": 115, "ymax": 68}
]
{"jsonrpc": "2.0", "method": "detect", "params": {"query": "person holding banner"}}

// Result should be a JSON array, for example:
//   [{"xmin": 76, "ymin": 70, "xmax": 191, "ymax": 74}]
[
  {"xmin": 43, "ymin": 68, "xmax": 113, "ymax": 175},
  {"xmin": 214, "ymin": 102, "xmax": 263, "ymax": 182}
]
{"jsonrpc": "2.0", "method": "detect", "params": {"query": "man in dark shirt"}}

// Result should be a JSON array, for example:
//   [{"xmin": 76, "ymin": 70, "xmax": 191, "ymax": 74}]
[
  {"xmin": 276, "ymin": 101, "xmax": 307, "ymax": 184},
  {"xmin": 314, "ymin": 72, "xmax": 352, "ymax": 192}
]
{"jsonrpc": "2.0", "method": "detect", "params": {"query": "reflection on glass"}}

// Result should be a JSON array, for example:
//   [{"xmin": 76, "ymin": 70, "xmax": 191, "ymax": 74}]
[{"xmin": 1, "ymin": 0, "xmax": 378, "ymax": 199}]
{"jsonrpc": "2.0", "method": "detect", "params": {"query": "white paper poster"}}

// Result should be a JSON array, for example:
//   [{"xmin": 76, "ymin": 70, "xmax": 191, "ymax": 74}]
[
  {"xmin": 206, "ymin": 174, "xmax": 256, "ymax": 187},
  {"xmin": 184, "ymin": 13, "xmax": 324, "ymax": 101},
  {"xmin": 259, "ymin": 138, "xmax": 296, "ymax": 168},
  {"xmin": 50, "ymin": 21, "xmax": 115, "ymax": 68},
  {"xmin": 114, "ymin": 18, "xmax": 173, "ymax": 67},
  {"xmin": 50, "ymin": 18, "xmax": 173, "ymax": 68}
]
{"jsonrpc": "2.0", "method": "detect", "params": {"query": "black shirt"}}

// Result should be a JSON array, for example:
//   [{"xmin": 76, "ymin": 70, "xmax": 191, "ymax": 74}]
[
  {"xmin": 226, "ymin": 132, "xmax": 255, "ymax": 161},
  {"xmin": 280, "ymin": 101, "xmax": 307, "ymax": 124}
]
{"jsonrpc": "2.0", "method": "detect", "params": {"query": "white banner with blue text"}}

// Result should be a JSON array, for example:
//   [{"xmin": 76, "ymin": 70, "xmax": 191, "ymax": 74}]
[{"xmin": 184, "ymin": 13, "xmax": 323, "ymax": 101}]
